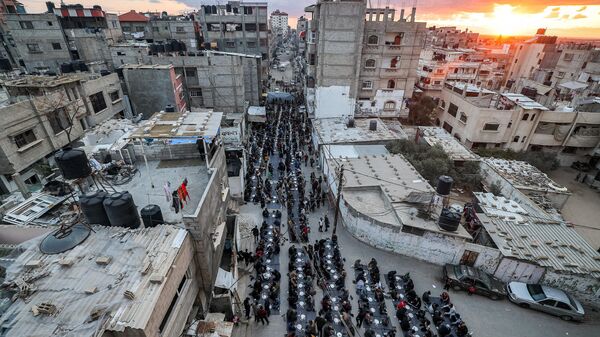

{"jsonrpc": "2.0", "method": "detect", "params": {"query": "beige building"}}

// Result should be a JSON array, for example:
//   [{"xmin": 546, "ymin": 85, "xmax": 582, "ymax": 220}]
[
  {"xmin": 0, "ymin": 73, "xmax": 125, "ymax": 195},
  {"xmin": 436, "ymin": 82, "xmax": 600, "ymax": 164}
]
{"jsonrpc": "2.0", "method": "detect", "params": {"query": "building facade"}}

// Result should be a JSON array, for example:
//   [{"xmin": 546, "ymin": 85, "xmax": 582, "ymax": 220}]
[{"xmin": 269, "ymin": 9, "xmax": 288, "ymax": 33}]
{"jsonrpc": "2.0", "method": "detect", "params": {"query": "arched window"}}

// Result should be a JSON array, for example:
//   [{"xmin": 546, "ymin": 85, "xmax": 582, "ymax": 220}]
[
  {"xmin": 384, "ymin": 101, "xmax": 396, "ymax": 110},
  {"xmin": 365, "ymin": 59, "xmax": 376, "ymax": 68},
  {"xmin": 367, "ymin": 35, "xmax": 378, "ymax": 45},
  {"xmin": 387, "ymin": 79, "xmax": 395, "ymax": 89},
  {"xmin": 393, "ymin": 34, "xmax": 403, "ymax": 45},
  {"xmin": 390, "ymin": 57, "xmax": 398, "ymax": 68},
  {"xmin": 522, "ymin": 113, "xmax": 529, "ymax": 121}
]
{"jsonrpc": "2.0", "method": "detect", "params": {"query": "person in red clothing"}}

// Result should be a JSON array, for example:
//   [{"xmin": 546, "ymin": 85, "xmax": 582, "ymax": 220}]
[
  {"xmin": 257, "ymin": 305, "xmax": 269, "ymax": 325},
  {"xmin": 396, "ymin": 300, "xmax": 407, "ymax": 310}
]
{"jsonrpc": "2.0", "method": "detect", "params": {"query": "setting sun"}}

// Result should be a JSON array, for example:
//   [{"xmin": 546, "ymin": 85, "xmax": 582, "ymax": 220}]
[{"xmin": 491, "ymin": 4, "xmax": 520, "ymax": 36}]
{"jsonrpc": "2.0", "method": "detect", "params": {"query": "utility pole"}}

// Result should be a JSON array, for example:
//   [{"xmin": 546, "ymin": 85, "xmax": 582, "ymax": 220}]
[{"xmin": 332, "ymin": 164, "xmax": 344, "ymax": 237}]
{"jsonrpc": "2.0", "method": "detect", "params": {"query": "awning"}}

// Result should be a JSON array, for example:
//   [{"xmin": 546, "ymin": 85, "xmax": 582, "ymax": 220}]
[
  {"xmin": 267, "ymin": 91, "xmax": 294, "ymax": 103},
  {"xmin": 559, "ymin": 81, "xmax": 588, "ymax": 91},
  {"xmin": 247, "ymin": 106, "xmax": 266, "ymax": 123},
  {"xmin": 215, "ymin": 268, "xmax": 235, "ymax": 289}
]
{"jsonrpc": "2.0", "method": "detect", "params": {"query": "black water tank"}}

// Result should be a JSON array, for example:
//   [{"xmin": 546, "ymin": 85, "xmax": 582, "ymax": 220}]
[
  {"xmin": 170, "ymin": 40, "xmax": 180, "ymax": 52},
  {"xmin": 103, "ymin": 192, "xmax": 140, "ymax": 228},
  {"xmin": 61, "ymin": 62, "xmax": 74, "ymax": 73},
  {"xmin": 438, "ymin": 208, "xmax": 461, "ymax": 231},
  {"xmin": 54, "ymin": 147, "xmax": 92, "ymax": 179},
  {"xmin": 347, "ymin": 118, "xmax": 355, "ymax": 128},
  {"xmin": 100, "ymin": 69, "xmax": 111, "ymax": 76},
  {"xmin": 436, "ymin": 175, "xmax": 453, "ymax": 196},
  {"xmin": 156, "ymin": 43, "xmax": 165, "ymax": 53},
  {"xmin": 521, "ymin": 86, "xmax": 537, "ymax": 99},
  {"xmin": 140, "ymin": 204, "xmax": 164, "ymax": 228},
  {"xmin": 369, "ymin": 120, "xmax": 377, "ymax": 131},
  {"xmin": 80, "ymin": 191, "xmax": 110, "ymax": 226},
  {"xmin": 179, "ymin": 41, "xmax": 187, "ymax": 52},
  {"xmin": 165, "ymin": 104, "xmax": 176, "ymax": 112},
  {"xmin": 164, "ymin": 42, "xmax": 173, "ymax": 52}
]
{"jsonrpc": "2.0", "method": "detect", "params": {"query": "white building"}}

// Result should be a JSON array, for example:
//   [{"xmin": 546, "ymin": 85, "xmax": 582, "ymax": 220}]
[{"xmin": 269, "ymin": 9, "xmax": 288, "ymax": 33}]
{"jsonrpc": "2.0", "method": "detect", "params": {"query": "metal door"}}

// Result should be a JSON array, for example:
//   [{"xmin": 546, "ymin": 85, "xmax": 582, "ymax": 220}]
[{"xmin": 493, "ymin": 258, "xmax": 545, "ymax": 283}]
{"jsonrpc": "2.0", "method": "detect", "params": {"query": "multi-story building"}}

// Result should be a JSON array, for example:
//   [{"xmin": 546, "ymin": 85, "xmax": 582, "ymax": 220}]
[
  {"xmin": 296, "ymin": 15, "xmax": 308, "ymax": 55},
  {"xmin": 435, "ymin": 81, "xmax": 600, "ymax": 164},
  {"xmin": 269, "ymin": 9, "xmax": 288, "ymax": 33},
  {"xmin": 504, "ymin": 29, "xmax": 557, "ymax": 91},
  {"xmin": 121, "ymin": 64, "xmax": 186, "ymax": 118},
  {"xmin": 427, "ymin": 26, "xmax": 479, "ymax": 49},
  {"xmin": 196, "ymin": 1, "xmax": 269, "ymax": 61},
  {"xmin": 0, "ymin": 73, "xmax": 125, "ymax": 195},
  {"xmin": 118, "ymin": 10, "xmax": 199, "ymax": 50},
  {"xmin": 305, "ymin": 0, "xmax": 426, "ymax": 119}
]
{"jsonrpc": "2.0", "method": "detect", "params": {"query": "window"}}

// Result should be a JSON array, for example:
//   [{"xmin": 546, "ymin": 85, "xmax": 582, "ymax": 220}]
[
  {"xmin": 190, "ymin": 89, "xmax": 202, "ymax": 97},
  {"xmin": 447, "ymin": 103, "xmax": 458, "ymax": 117},
  {"xmin": 176, "ymin": 26, "xmax": 185, "ymax": 33},
  {"xmin": 259, "ymin": 23, "xmax": 267, "ymax": 31},
  {"xmin": 13, "ymin": 129, "xmax": 37, "ymax": 148},
  {"xmin": 109, "ymin": 91, "xmax": 120, "ymax": 103},
  {"xmin": 361, "ymin": 81, "xmax": 372, "ymax": 89},
  {"xmin": 26, "ymin": 43, "xmax": 41, "ymax": 53},
  {"xmin": 244, "ymin": 23, "xmax": 257, "ymax": 31},
  {"xmin": 247, "ymin": 41, "xmax": 256, "ymax": 48},
  {"xmin": 365, "ymin": 59, "xmax": 376, "ymax": 68},
  {"xmin": 539, "ymin": 299, "xmax": 557, "ymax": 307},
  {"xmin": 225, "ymin": 41, "xmax": 235, "ymax": 48},
  {"xmin": 152, "ymin": 27, "xmax": 159, "ymax": 32},
  {"xmin": 47, "ymin": 21, "xmax": 53, "ymax": 26},
  {"xmin": 507, "ymin": 121, "xmax": 512, "ymax": 128},
  {"xmin": 393, "ymin": 34, "xmax": 403, "ymax": 45},
  {"xmin": 442, "ymin": 121, "xmax": 453, "ymax": 133},
  {"xmin": 48, "ymin": 107, "xmax": 72, "ymax": 135},
  {"xmin": 23, "ymin": 175, "xmax": 40, "ymax": 185},
  {"xmin": 555, "ymin": 302, "xmax": 571, "ymax": 310},
  {"xmin": 260, "ymin": 38, "xmax": 268, "ymax": 47},
  {"xmin": 367, "ymin": 35, "xmax": 378, "ymax": 45},
  {"xmin": 390, "ymin": 57, "xmax": 398, "ymax": 68},
  {"xmin": 387, "ymin": 79, "xmax": 395, "ymax": 89},
  {"xmin": 483, "ymin": 123, "xmax": 499, "ymax": 131},
  {"xmin": 116, "ymin": 51, "xmax": 126, "ymax": 56},
  {"xmin": 243, "ymin": 6, "xmax": 253, "ymax": 15},
  {"xmin": 89, "ymin": 92, "xmax": 107, "ymax": 113},
  {"xmin": 522, "ymin": 113, "xmax": 529, "ymax": 121},
  {"xmin": 52, "ymin": 43, "xmax": 61, "ymax": 50},
  {"xmin": 19, "ymin": 21, "xmax": 33, "ymax": 29},
  {"xmin": 530, "ymin": 114, "xmax": 536, "ymax": 121},
  {"xmin": 383, "ymin": 101, "xmax": 396, "ymax": 110},
  {"xmin": 521, "ymin": 136, "xmax": 526, "ymax": 143},
  {"xmin": 459, "ymin": 112, "xmax": 468, "ymax": 123},
  {"xmin": 309, "ymin": 53, "xmax": 316, "ymax": 65},
  {"xmin": 122, "ymin": 26, "xmax": 131, "ymax": 32},
  {"xmin": 135, "ymin": 26, "xmax": 145, "ymax": 32},
  {"xmin": 513, "ymin": 136, "xmax": 520, "ymax": 142}
]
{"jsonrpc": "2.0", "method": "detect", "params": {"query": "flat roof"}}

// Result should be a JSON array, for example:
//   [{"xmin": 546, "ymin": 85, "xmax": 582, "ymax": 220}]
[
  {"xmin": 445, "ymin": 81, "xmax": 495, "ymax": 94},
  {"xmin": 2, "ymin": 74, "xmax": 82, "ymax": 88},
  {"xmin": 129, "ymin": 110, "xmax": 223, "ymax": 139},
  {"xmin": 314, "ymin": 118, "xmax": 404, "ymax": 145},
  {"xmin": 483, "ymin": 158, "xmax": 569, "ymax": 194},
  {"xmin": 418, "ymin": 127, "xmax": 479, "ymax": 161},
  {"xmin": 323, "ymin": 144, "xmax": 389, "ymax": 159},
  {"xmin": 0, "ymin": 225, "xmax": 189, "ymax": 337},
  {"xmin": 326, "ymin": 153, "xmax": 471, "ymax": 239},
  {"xmin": 121, "ymin": 64, "xmax": 173, "ymax": 70},
  {"xmin": 501, "ymin": 93, "xmax": 549, "ymax": 110},
  {"xmin": 81, "ymin": 118, "xmax": 137, "ymax": 154},
  {"xmin": 474, "ymin": 193, "xmax": 600, "ymax": 276},
  {"xmin": 118, "ymin": 158, "xmax": 210, "ymax": 223}
]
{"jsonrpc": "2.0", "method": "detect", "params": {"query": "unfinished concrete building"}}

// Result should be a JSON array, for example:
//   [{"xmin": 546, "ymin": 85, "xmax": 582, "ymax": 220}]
[
  {"xmin": 305, "ymin": 0, "xmax": 426, "ymax": 119},
  {"xmin": 196, "ymin": 1, "xmax": 269, "ymax": 60},
  {"xmin": 0, "ymin": 73, "xmax": 125, "ymax": 196}
]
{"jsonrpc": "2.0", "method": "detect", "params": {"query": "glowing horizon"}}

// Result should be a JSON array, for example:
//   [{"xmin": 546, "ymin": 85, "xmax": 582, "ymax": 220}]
[{"xmin": 19, "ymin": 0, "xmax": 600, "ymax": 39}]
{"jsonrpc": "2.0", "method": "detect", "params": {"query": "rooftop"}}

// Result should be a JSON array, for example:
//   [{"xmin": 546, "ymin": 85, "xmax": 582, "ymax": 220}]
[
  {"xmin": 417, "ymin": 127, "xmax": 479, "ymax": 161},
  {"xmin": 474, "ymin": 192, "xmax": 600, "ymax": 277},
  {"xmin": 118, "ymin": 10, "xmax": 149, "ymax": 22},
  {"xmin": 500, "ymin": 93, "xmax": 549, "ymax": 111},
  {"xmin": 121, "ymin": 64, "xmax": 173, "ymax": 70},
  {"xmin": 483, "ymin": 158, "xmax": 569, "ymax": 194},
  {"xmin": 0, "ymin": 225, "xmax": 190, "ymax": 337},
  {"xmin": 313, "ymin": 118, "xmax": 404, "ymax": 145},
  {"xmin": 128, "ymin": 110, "xmax": 223, "ymax": 140},
  {"xmin": 2, "ymin": 74, "xmax": 82, "ymax": 88},
  {"xmin": 326, "ymin": 150, "xmax": 471, "ymax": 239},
  {"xmin": 444, "ymin": 81, "xmax": 495, "ymax": 95}
]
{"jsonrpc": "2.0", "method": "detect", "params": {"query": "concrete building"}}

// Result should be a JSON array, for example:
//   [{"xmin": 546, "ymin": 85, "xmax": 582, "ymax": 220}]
[
  {"xmin": 296, "ymin": 16, "xmax": 308, "ymax": 55},
  {"xmin": 118, "ymin": 10, "xmax": 149, "ymax": 39},
  {"xmin": 0, "ymin": 225, "xmax": 199, "ymax": 337},
  {"xmin": 504, "ymin": 30, "xmax": 557, "ymax": 91},
  {"xmin": 121, "ymin": 64, "xmax": 186, "ymax": 118},
  {"xmin": 0, "ymin": 73, "xmax": 125, "ymax": 195},
  {"xmin": 305, "ymin": 1, "xmax": 426, "ymax": 119},
  {"xmin": 269, "ymin": 9, "xmax": 288, "ymax": 33},
  {"xmin": 196, "ymin": 1, "xmax": 269, "ymax": 60},
  {"xmin": 436, "ymin": 81, "xmax": 600, "ymax": 164},
  {"xmin": 110, "ymin": 42, "xmax": 150, "ymax": 66},
  {"xmin": 312, "ymin": 117, "xmax": 406, "ymax": 152},
  {"xmin": 427, "ymin": 26, "xmax": 479, "ymax": 49},
  {"xmin": 415, "ymin": 126, "xmax": 479, "ymax": 163}
]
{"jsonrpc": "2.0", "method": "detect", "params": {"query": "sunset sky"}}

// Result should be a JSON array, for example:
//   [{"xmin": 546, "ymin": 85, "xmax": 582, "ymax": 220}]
[{"xmin": 22, "ymin": 0, "xmax": 600, "ymax": 38}]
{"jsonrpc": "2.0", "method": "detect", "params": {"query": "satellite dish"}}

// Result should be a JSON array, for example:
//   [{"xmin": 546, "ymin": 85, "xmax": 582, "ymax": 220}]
[{"xmin": 39, "ymin": 223, "xmax": 91, "ymax": 255}]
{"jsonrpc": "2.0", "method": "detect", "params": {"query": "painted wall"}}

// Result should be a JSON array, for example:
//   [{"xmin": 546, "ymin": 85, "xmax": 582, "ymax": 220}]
[{"xmin": 314, "ymin": 85, "xmax": 354, "ymax": 119}]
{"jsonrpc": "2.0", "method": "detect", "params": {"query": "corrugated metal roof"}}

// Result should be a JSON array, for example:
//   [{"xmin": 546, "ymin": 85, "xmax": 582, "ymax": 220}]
[
  {"xmin": 501, "ymin": 93, "xmax": 549, "ymax": 110},
  {"xmin": 474, "ymin": 193, "xmax": 600, "ymax": 276},
  {"xmin": 0, "ymin": 225, "xmax": 189, "ymax": 337}
]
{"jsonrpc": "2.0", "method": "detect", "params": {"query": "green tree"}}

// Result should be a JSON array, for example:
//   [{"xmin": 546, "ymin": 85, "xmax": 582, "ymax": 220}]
[{"xmin": 408, "ymin": 95, "xmax": 437, "ymax": 126}]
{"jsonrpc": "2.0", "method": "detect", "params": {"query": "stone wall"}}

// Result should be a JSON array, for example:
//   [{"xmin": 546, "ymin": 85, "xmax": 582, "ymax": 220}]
[{"xmin": 542, "ymin": 270, "xmax": 600, "ymax": 309}]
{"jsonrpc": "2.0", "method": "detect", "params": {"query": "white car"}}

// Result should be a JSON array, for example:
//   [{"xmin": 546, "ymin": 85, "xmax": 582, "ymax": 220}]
[{"xmin": 507, "ymin": 282, "xmax": 585, "ymax": 321}]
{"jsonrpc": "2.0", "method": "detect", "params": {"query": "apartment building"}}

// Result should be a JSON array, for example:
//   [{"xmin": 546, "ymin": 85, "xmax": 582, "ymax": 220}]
[
  {"xmin": 504, "ymin": 30, "xmax": 558, "ymax": 91},
  {"xmin": 269, "ymin": 9, "xmax": 288, "ymax": 33},
  {"xmin": 296, "ymin": 16, "xmax": 308, "ymax": 55},
  {"xmin": 121, "ymin": 64, "xmax": 186, "ymax": 118},
  {"xmin": 435, "ymin": 81, "xmax": 600, "ymax": 164},
  {"xmin": 305, "ymin": 0, "xmax": 426, "ymax": 119},
  {"xmin": 118, "ymin": 10, "xmax": 199, "ymax": 50},
  {"xmin": 196, "ymin": 1, "xmax": 269, "ymax": 60},
  {"xmin": 0, "ymin": 73, "xmax": 125, "ymax": 195},
  {"xmin": 427, "ymin": 26, "xmax": 479, "ymax": 49}
]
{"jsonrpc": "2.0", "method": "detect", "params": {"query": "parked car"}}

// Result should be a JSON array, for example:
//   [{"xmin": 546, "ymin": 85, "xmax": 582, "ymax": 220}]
[
  {"xmin": 506, "ymin": 282, "xmax": 585, "ymax": 321},
  {"xmin": 442, "ymin": 264, "xmax": 506, "ymax": 300}
]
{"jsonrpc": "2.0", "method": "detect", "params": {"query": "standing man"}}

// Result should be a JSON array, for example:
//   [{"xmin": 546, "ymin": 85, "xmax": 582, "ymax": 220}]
[
  {"xmin": 252, "ymin": 225, "xmax": 259, "ymax": 243},
  {"xmin": 318, "ymin": 217, "xmax": 324, "ymax": 232},
  {"xmin": 324, "ymin": 215, "xmax": 330, "ymax": 232},
  {"xmin": 243, "ymin": 297, "xmax": 252, "ymax": 320}
]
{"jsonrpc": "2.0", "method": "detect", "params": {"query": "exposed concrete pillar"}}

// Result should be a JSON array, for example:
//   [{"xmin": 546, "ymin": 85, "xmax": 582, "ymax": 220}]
[
  {"xmin": 400, "ymin": 9, "xmax": 405, "ymax": 21},
  {"xmin": 411, "ymin": 7, "xmax": 416, "ymax": 22},
  {"xmin": 12, "ymin": 173, "xmax": 32, "ymax": 199}
]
